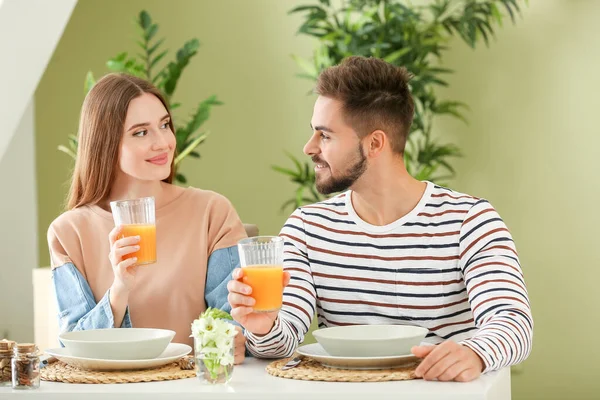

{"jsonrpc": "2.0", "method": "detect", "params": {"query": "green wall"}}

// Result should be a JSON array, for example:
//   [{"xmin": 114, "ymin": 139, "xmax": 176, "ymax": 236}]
[
  {"xmin": 35, "ymin": 1, "xmax": 600, "ymax": 399},
  {"xmin": 440, "ymin": 1, "xmax": 600, "ymax": 399}
]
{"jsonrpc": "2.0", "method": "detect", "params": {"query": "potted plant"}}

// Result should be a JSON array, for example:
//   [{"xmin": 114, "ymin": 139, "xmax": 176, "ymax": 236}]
[{"xmin": 273, "ymin": 0, "xmax": 525, "ymax": 211}]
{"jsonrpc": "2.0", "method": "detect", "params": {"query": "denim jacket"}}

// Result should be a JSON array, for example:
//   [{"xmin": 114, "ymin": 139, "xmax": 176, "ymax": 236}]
[{"xmin": 52, "ymin": 245, "xmax": 240, "ymax": 334}]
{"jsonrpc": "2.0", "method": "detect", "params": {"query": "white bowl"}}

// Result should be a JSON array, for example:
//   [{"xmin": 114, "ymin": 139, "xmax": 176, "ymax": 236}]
[
  {"xmin": 312, "ymin": 325, "xmax": 428, "ymax": 357},
  {"xmin": 58, "ymin": 328, "xmax": 175, "ymax": 360}
]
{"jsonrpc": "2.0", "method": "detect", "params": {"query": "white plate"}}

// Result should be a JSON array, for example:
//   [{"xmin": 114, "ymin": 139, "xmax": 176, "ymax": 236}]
[
  {"xmin": 45, "ymin": 343, "xmax": 192, "ymax": 371},
  {"xmin": 297, "ymin": 343, "xmax": 419, "ymax": 370}
]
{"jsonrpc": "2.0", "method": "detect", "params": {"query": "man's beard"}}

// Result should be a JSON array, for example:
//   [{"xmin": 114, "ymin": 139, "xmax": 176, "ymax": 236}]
[{"xmin": 314, "ymin": 145, "xmax": 367, "ymax": 195}]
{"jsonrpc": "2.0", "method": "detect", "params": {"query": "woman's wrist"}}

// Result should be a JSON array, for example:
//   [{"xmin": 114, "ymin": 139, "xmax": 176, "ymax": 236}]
[{"xmin": 109, "ymin": 283, "xmax": 129, "ymax": 307}]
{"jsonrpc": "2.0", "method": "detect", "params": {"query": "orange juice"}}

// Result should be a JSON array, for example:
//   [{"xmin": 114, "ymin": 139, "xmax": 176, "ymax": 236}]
[
  {"xmin": 242, "ymin": 265, "xmax": 284, "ymax": 312},
  {"xmin": 120, "ymin": 224, "xmax": 156, "ymax": 265}
]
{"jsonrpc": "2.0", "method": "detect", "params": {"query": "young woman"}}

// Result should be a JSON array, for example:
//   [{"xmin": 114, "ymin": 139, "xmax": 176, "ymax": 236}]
[{"xmin": 48, "ymin": 73, "xmax": 247, "ymax": 363}]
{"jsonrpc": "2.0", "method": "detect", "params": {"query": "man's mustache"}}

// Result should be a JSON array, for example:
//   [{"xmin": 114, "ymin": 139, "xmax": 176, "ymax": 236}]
[{"xmin": 311, "ymin": 156, "xmax": 328, "ymax": 166}]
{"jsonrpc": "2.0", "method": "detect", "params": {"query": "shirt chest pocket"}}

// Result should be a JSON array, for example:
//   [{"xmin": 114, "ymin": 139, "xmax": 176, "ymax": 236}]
[{"xmin": 394, "ymin": 264, "xmax": 464, "ymax": 329}]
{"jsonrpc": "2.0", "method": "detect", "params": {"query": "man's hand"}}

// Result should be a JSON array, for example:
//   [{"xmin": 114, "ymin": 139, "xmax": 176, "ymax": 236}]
[
  {"xmin": 233, "ymin": 326, "xmax": 246, "ymax": 364},
  {"xmin": 411, "ymin": 341, "xmax": 485, "ymax": 382},
  {"xmin": 227, "ymin": 268, "xmax": 290, "ymax": 335}
]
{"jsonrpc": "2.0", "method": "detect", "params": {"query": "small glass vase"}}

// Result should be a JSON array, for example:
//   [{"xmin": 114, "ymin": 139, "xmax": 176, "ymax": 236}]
[{"xmin": 194, "ymin": 338, "xmax": 234, "ymax": 384}]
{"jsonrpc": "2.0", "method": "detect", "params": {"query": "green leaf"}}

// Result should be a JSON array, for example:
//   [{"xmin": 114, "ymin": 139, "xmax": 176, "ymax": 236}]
[
  {"xmin": 309, "ymin": 185, "xmax": 321, "ymax": 203},
  {"xmin": 273, "ymin": 150, "xmax": 323, "ymax": 210},
  {"xmin": 106, "ymin": 60, "xmax": 125, "ymax": 72},
  {"xmin": 438, "ymin": 159, "xmax": 456, "ymax": 174},
  {"xmin": 84, "ymin": 71, "xmax": 96, "ymax": 94},
  {"xmin": 271, "ymin": 165, "xmax": 299, "ymax": 177},
  {"xmin": 67, "ymin": 134, "xmax": 79, "ymax": 151},
  {"xmin": 145, "ymin": 24, "xmax": 158, "ymax": 42},
  {"xmin": 57, "ymin": 145, "xmax": 77, "ymax": 160},
  {"xmin": 382, "ymin": 47, "xmax": 410, "ymax": 64},
  {"xmin": 201, "ymin": 307, "xmax": 233, "ymax": 321},
  {"xmin": 303, "ymin": 162, "xmax": 310, "ymax": 181},
  {"xmin": 158, "ymin": 39, "xmax": 200, "ymax": 98},
  {"xmin": 295, "ymin": 73, "xmax": 317, "ymax": 81},
  {"xmin": 176, "ymin": 96, "xmax": 221, "ymax": 149},
  {"xmin": 148, "ymin": 38, "xmax": 165, "ymax": 56},
  {"xmin": 115, "ymin": 52, "xmax": 127, "ymax": 62},
  {"xmin": 287, "ymin": 151, "xmax": 305, "ymax": 172},
  {"xmin": 174, "ymin": 132, "xmax": 209, "ymax": 165},
  {"xmin": 175, "ymin": 173, "xmax": 187, "ymax": 184},
  {"xmin": 290, "ymin": 54, "xmax": 317, "ymax": 78},
  {"xmin": 432, "ymin": 100, "xmax": 469, "ymax": 123},
  {"xmin": 139, "ymin": 10, "xmax": 152, "ymax": 30},
  {"xmin": 428, "ymin": 67, "xmax": 453, "ymax": 74},
  {"xmin": 150, "ymin": 49, "xmax": 168, "ymax": 69},
  {"xmin": 280, "ymin": 198, "xmax": 298, "ymax": 213},
  {"xmin": 289, "ymin": 5, "xmax": 326, "ymax": 15},
  {"xmin": 502, "ymin": 0, "xmax": 517, "ymax": 23},
  {"xmin": 490, "ymin": 4, "xmax": 503, "ymax": 27}
]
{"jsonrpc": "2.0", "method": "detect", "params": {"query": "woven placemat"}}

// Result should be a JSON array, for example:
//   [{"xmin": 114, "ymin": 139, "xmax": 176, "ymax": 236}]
[
  {"xmin": 266, "ymin": 356, "xmax": 421, "ymax": 382},
  {"xmin": 41, "ymin": 360, "xmax": 195, "ymax": 384}
]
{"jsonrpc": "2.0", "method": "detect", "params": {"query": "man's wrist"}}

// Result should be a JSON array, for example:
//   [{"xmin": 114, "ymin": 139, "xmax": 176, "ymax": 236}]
[
  {"xmin": 248, "ymin": 316, "xmax": 278, "ymax": 337},
  {"xmin": 462, "ymin": 344, "xmax": 485, "ymax": 372}
]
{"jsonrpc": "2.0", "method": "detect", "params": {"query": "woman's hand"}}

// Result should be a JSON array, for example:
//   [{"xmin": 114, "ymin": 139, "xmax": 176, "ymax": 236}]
[{"xmin": 108, "ymin": 226, "xmax": 140, "ymax": 296}]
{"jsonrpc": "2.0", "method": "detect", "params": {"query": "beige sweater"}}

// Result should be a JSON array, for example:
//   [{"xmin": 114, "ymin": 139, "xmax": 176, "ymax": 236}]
[{"xmin": 48, "ymin": 187, "xmax": 247, "ymax": 345}]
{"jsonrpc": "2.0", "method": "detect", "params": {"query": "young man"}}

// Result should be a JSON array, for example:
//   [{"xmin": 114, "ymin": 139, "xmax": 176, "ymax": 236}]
[{"xmin": 228, "ymin": 56, "xmax": 532, "ymax": 382}]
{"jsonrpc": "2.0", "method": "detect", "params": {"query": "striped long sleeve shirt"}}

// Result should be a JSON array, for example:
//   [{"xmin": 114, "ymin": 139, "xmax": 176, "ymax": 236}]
[{"xmin": 245, "ymin": 182, "xmax": 533, "ymax": 372}]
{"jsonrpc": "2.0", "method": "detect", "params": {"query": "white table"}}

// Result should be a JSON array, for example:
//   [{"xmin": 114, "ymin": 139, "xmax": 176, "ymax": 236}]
[{"xmin": 0, "ymin": 358, "xmax": 511, "ymax": 400}]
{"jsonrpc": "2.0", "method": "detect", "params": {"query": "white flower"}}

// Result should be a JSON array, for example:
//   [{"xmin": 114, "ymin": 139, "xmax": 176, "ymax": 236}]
[
  {"xmin": 190, "ymin": 320, "xmax": 203, "ymax": 338},
  {"xmin": 191, "ymin": 316, "xmax": 217, "ymax": 338},
  {"xmin": 216, "ymin": 336, "xmax": 234, "ymax": 354},
  {"xmin": 199, "ymin": 316, "xmax": 216, "ymax": 334},
  {"xmin": 222, "ymin": 323, "xmax": 238, "ymax": 338},
  {"xmin": 219, "ymin": 351, "xmax": 234, "ymax": 366},
  {"xmin": 200, "ymin": 332, "xmax": 219, "ymax": 347},
  {"xmin": 210, "ymin": 319, "xmax": 226, "ymax": 335},
  {"xmin": 199, "ymin": 346, "xmax": 220, "ymax": 356}
]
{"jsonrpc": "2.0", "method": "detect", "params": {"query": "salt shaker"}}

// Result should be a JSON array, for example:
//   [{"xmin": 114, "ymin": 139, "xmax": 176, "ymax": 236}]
[{"xmin": 11, "ymin": 343, "xmax": 40, "ymax": 390}]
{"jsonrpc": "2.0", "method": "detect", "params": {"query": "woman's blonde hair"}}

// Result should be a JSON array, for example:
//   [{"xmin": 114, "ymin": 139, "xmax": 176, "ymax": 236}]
[{"xmin": 67, "ymin": 73, "xmax": 175, "ymax": 210}]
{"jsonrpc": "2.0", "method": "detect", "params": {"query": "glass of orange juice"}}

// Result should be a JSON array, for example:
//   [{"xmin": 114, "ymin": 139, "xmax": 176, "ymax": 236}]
[
  {"xmin": 237, "ymin": 236, "xmax": 284, "ymax": 313},
  {"xmin": 110, "ymin": 197, "xmax": 156, "ymax": 266}
]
